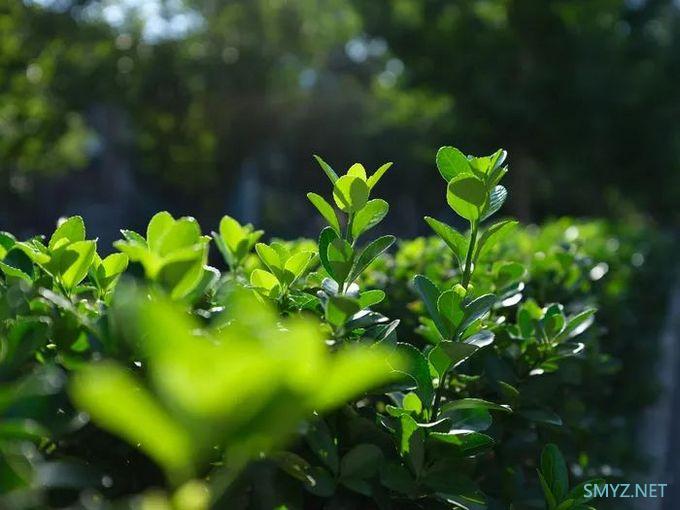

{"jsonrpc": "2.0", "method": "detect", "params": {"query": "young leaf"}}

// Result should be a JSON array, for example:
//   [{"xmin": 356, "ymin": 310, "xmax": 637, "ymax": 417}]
[
  {"xmin": 146, "ymin": 211, "xmax": 175, "ymax": 253},
  {"xmin": 255, "ymin": 243, "xmax": 283, "ymax": 277},
  {"xmin": 157, "ymin": 218, "xmax": 201, "ymax": 256},
  {"xmin": 307, "ymin": 193, "xmax": 341, "ymax": 234},
  {"xmin": 49, "ymin": 216, "xmax": 85, "ymax": 250},
  {"xmin": 313, "ymin": 155, "xmax": 339, "ymax": 183},
  {"xmin": 250, "ymin": 269, "xmax": 281, "ymax": 299},
  {"xmin": 436, "ymin": 146, "xmax": 471, "ymax": 182},
  {"xmin": 333, "ymin": 175, "xmax": 369, "ymax": 213},
  {"xmin": 346, "ymin": 163, "xmax": 367, "ymax": 180},
  {"xmin": 283, "ymin": 251, "xmax": 314, "ymax": 286},
  {"xmin": 446, "ymin": 175, "xmax": 488, "ymax": 221},
  {"xmin": 367, "ymin": 162, "xmax": 393, "ymax": 189},
  {"xmin": 55, "ymin": 240, "xmax": 97, "ymax": 290},
  {"xmin": 352, "ymin": 199, "xmax": 389, "ymax": 239}
]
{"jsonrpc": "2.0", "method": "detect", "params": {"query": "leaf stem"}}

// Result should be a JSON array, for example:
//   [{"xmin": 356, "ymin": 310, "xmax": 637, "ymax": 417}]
[
  {"xmin": 462, "ymin": 221, "xmax": 478, "ymax": 288},
  {"xmin": 345, "ymin": 212, "xmax": 354, "ymax": 244},
  {"xmin": 431, "ymin": 366, "xmax": 449, "ymax": 421}
]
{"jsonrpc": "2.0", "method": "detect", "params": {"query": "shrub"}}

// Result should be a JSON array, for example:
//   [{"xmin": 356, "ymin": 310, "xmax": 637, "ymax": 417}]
[{"xmin": 0, "ymin": 146, "xmax": 667, "ymax": 510}]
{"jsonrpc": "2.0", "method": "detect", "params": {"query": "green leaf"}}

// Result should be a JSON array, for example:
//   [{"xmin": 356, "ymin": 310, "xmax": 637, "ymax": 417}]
[
  {"xmin": 481, "ymin": 185, "xmax": 508, "ymax": 221},
  {"xmin": 463, "ymin": 330, "xmax": 495, "ymax": 348},
  {"xmin": 2, "ymin": 318, "xmax": 49, "ymax": 372},
  {"xmin": 428, "ymin": 431, "xmax": 494, "ymax": 455},
  {"xmin": 55, "ymin": 240, "xmax": 97, "ymax": 290},
  {"xmin": 432, "ymin": 341, "xmax": 479, "ymax": 374},
  {"xmin": 218, "ymin": 215, "xmax": 244, "ymax": 252},
  {"xmin": 446, "ymin": 175, "xmax": 488, "ymax": 221},
  {"xmin": 380, "ymin": 462, "xmax": 418, "ymax": 495},
  {"xmin": 403, "ymin": 392, "xmax": 423, "ymax": 414},
  {"xmin": 347, "ymin": 235, "xmax": 395, "ymax": 284},
  {"xmin": 413, "ymin": 275, "xmax": 447, "ymax": 340},
  {"xmin": 326, "ymin": 296, "xmax": 360, "ymax": 328},
  {"xmin": 327, "ymin": 238, "xmax": 354, "ymax": 284},
  {"xmin": 120, "ymin": 229, "xmax": 146, "ymax": 244},
  {"xmin": 367, "ymin": 162, "xmax": 393, "ymax": 189},
  {"xmin": 541, "ymin": 444, "xmax": 569, "ymax": 503},
  {"xmin": 0, "ymin": 231, "xmax": 16, "ymax": 259},
  {"xmin": 558, "ymin": 309, "xmax": 596, "ymax": 341},
  {"xmin": 437, "ymin": 287, "xmax": 466, "ymax": 337},
  {"xmin": 399, "ymin": 415, "xmax": 425, "ymax": 476},
  {"xmin": 394, "ymin": 343, "xmax": 434, "ymax": 407},
  {"xmin": 332, "ymin": 175, "xmax": 370, "ymax": 213},
  {"xmin": 307, "ymin": 193, "xmax": 341, "ymax": 234},
  {"xmin": 313, "ymin": 155, "xmax": 339, "ymax": 183},
  {"xmin": 101, "ymin": 253, "xmax": 128, "ymax": 278},
  {"xmin": 340, "ymin": 443, "xmax": 383, "ymax": 480},
  {"xmin": 305, "ymin": 418, "xmax": 339, "ymax": 475},
  {"xmin": 568, "ymin": 478, "xmax": 605, "ymax": 504},
  {"xmin": 424, "ymin": 216, "xmax": 467, "ymax": 266},
  {"xmin": 0, "ymin": 248, "xmax": 34, "ymax": 282},
  {"xmin": 521, "ymin": 408, "xmax": 563, "ymax": 426},
  {"xmin": 352, "ymin": 199, "xmax": 389, "ymax": 239},
  {"xmin": 346, "ymin": 163, "xmax": 367, "ymax": 180},
  {"xmin": 256, "ymin": 243, "xmax": 283, "ymax": 276},
  {"xmin": 250, "ymin": 269, "xmax": 281, "ymax": 299},
  {"xmin": 358, "ymin": 289, "xmax": 385, "ymax": 308},
  {"xmin": 474, "ymin": 219, "xmax": 518, "ymax": 261},
  {"xmin": 460, "ymin": 294, "xmax": 497, "ymax": 332},
  {"xmin": 436, "ymin": 146, "xmax": 471, "ymax": 182},
  {"xmin": 440, "ymin": 398, "xmax": 511, "ymax": 415},
  {"xmin": 539, "ymin": 470, "xmax": 558, "ymax": 510},
  {"xmin": 146, "ymin": 211, "xmax": 175, "ymax": 253},
  {"xmin": 283, "ymin": 251, "xmax": 314, "ymax": 286},
  {"xmin": 442, "ymin": 407, "xmax": 492, "ymax": 432},
  {"xmin": 70, "ymin": 362, "xmax": 193, "ymax": 481},
  {"xmin": 157, "ymin": 218, "xmax": 201, "ymax": 256},
  {"xmin": 318, "ymin": 227, "xmax": 340, "ymax": 278},
  {"xmin": 49, "ymin": 216, "xmax": 85, "ymax": 250}
]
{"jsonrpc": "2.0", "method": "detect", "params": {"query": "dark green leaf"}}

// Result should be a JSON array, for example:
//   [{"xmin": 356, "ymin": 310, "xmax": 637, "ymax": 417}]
[
  {"xmin": 424, "ymin": 216, "xmax": 467, "ymax": 266},
  {"xmin": 481, "ymin": 185, "xmax": 508, "ymax": 221},
  {"xmin": 347, "ymin": 235, "xmax": 395, "ymax": 284}
]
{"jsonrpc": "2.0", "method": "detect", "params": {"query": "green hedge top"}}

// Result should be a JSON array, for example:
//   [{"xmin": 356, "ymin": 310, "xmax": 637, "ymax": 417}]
[{"xmin": 0, "ymin": 147, "xmax": 671, "ymax": 510}]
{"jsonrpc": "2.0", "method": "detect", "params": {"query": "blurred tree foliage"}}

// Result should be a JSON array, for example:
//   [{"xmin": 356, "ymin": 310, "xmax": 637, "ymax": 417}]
[
  {"xmin": 1, "ymin": 0, "xmax": 679, "ymax": 233},
  {"xmin": 355, "ymin": 0, "xmax": 680, "ymax": 222}
]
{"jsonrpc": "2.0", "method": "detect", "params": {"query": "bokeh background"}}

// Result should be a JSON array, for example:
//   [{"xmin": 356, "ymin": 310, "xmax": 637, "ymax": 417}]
[{"xmin": 2, "ymin": 0, "xmax": 680, "ymax": 245}]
